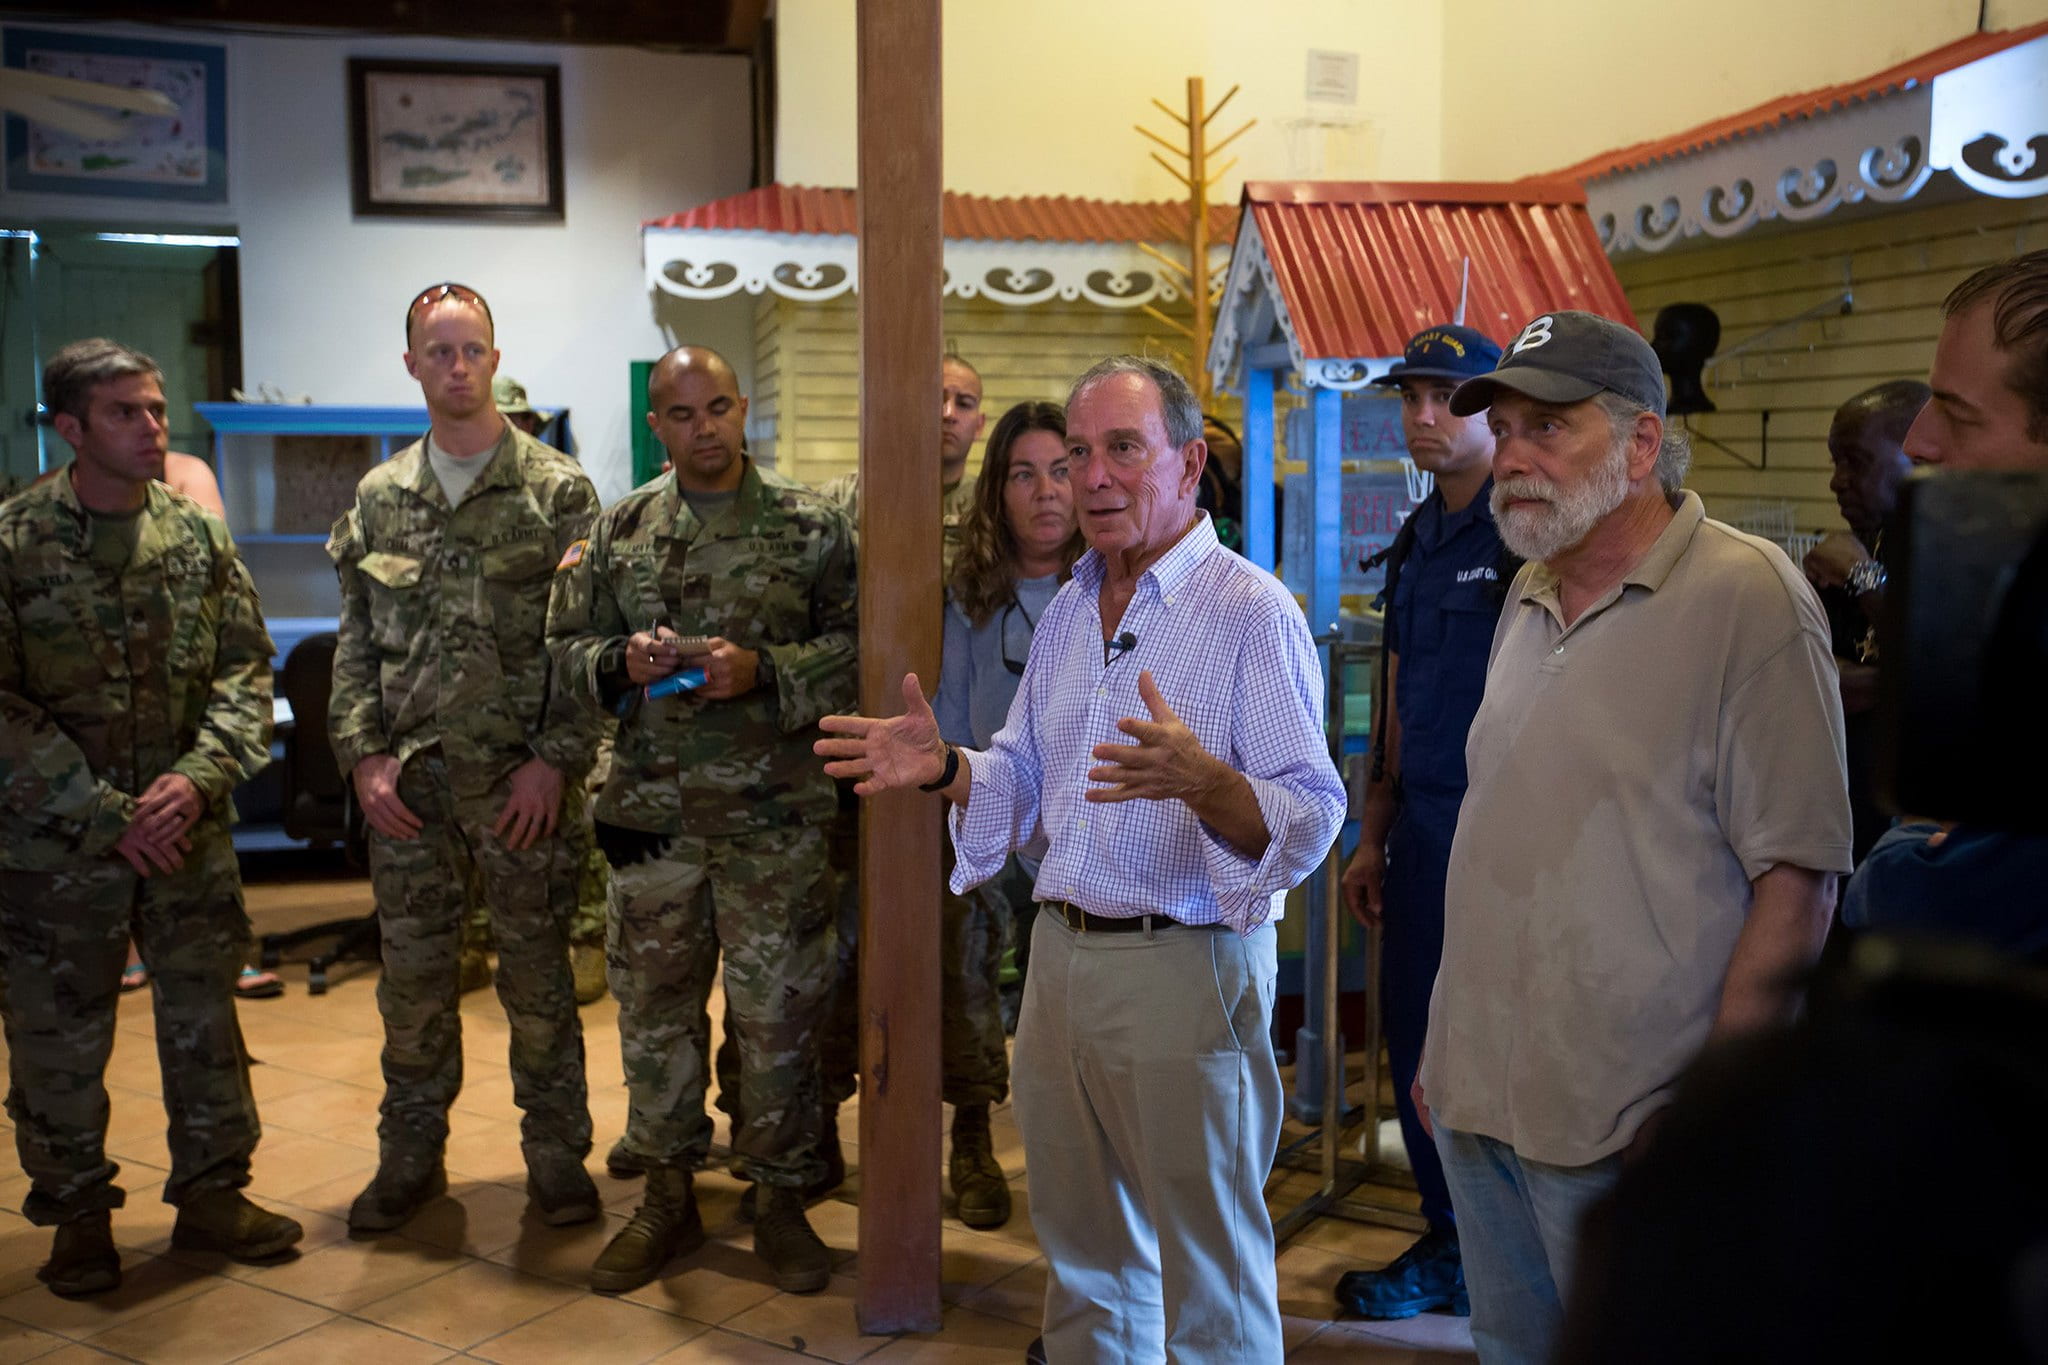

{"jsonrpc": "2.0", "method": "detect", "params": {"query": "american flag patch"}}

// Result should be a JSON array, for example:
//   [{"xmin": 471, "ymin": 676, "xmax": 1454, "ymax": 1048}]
[{"xmin": 557, "ymin": 539, "xmax": 587, "ymax": 571}]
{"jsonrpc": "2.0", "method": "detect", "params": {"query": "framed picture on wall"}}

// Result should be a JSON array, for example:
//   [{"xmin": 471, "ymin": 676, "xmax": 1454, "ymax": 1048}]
[
  {"xmin": 2, "ymin": 26, "xmax": 228, "ymax": 203},
  {"xmin": 349, "ymin": 58, "xmax": 564, "ymax": 222}
]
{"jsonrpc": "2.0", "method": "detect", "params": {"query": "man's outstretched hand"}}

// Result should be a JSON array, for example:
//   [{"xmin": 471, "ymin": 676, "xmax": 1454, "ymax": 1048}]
[{"xmin": 815, "ymin": 673, "xmax": 949, "ymax": 796}]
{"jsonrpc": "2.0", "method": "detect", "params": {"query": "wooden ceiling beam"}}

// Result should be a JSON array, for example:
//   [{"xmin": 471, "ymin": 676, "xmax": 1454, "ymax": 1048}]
[{"xmin": 43, "ymin": 0, "xmax": 762, "ymax": 51}]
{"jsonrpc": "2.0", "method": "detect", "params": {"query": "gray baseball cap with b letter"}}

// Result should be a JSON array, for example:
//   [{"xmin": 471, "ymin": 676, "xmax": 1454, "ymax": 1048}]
[{"xmin": 1449, "ymin": 310, "xmax": 1665, "ymax": 418}]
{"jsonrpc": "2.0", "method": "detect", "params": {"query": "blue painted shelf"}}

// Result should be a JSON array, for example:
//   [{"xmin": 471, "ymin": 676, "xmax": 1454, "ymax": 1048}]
[{"xmin": 194, "ymin": 402, "xmax": 430, "ymax": 437}]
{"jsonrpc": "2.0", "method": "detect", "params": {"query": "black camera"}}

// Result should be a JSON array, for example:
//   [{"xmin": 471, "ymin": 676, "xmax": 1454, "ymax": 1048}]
[{"xmin": 1877, "ymin": 468, "xmax": 2048, "ymax": 832}]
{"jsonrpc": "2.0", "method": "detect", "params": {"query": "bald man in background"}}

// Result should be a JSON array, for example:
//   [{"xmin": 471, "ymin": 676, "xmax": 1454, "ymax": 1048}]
[{"xmin": 548, "ymin": 345, "xmax": 856, "ymax": 1296}]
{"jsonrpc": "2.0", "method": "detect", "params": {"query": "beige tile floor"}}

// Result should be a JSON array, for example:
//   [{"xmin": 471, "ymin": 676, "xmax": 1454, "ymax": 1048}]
[{"xmin": 0, "ymin": 871, "xmax": 1475, "ymax": 1363}]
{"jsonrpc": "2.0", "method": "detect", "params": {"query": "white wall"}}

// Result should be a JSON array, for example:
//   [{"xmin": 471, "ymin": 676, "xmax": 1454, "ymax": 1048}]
[
  {"xmin": 1438, "ymin": 0, "xmax": 2048, "ymax": 182},
  {"xmin": 2, "ymin": 23, "xmax": 754, "ymax": 502},
  {"xmin": 775, "ymin": 0, "xmax": 1447, "ymax": 201}
]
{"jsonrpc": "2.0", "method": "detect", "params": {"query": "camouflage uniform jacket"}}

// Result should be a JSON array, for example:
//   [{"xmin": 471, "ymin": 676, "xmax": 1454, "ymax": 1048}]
[
  {"xmin": 0, "ymin": 471, "xmax": 274, "ymax": 870},
  {"xmin": 819, "ymin": 469, "xmax": 976, "ymax": 576},
  {"xmin": 547, "ymin": 459, "xmax": 855, "ymax": 838},
  {"xmin": 328, "ymin": 425, "xmax": 601, "ymax": 795}
]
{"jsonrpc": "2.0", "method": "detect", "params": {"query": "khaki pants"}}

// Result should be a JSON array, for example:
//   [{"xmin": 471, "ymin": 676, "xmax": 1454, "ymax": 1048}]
[{"xmin": 1013, "ymin": 911, "xmax": 1283, "ymax": 1364}]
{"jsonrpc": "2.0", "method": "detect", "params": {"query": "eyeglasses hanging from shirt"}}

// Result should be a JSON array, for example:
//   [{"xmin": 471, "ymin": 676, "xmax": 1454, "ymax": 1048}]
[{"xmin": 1001, "ymin": 597, "xmax": 1037, "ymax": 677}]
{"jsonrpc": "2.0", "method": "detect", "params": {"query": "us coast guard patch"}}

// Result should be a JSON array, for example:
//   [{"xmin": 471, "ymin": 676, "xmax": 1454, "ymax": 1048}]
[{"xmin": 557, "ymin": 539, "xmax": 587, "ymax": 571}]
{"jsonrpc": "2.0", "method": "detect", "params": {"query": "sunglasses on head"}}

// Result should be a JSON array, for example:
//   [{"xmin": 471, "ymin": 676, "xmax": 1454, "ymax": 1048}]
[{"xmin": 405, "ymin": 282, "xmax": 492, "ymax": 340}]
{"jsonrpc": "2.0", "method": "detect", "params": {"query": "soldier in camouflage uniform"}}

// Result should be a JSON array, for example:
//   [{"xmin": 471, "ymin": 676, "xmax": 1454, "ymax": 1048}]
[
  {"xmin": 0, "ymin": 339, "xmax": 302, "ymax": 1296},
  {"xmin": 328, "ymin": 283, "xmax": 602, "ymax": 1235},
  {"xmin": 548, "ymin": 345, "xmax": 855, "ymax": 1296}
]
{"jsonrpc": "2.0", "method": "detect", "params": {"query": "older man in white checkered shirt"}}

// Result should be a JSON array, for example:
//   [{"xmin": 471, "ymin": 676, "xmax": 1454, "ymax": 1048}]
[{"xmin": 820, "ymin": 355, "xmax": 1344, "ymax": 1364}]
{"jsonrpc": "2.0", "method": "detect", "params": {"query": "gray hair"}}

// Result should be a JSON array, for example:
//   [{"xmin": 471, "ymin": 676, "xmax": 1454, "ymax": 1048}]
[
  {"xmin": 44, "ymin": 338, "xmax": 162, "ymax": 423},
  {"xmin": 1067, "ymin": 355, "xmax": 1204, "ymax": 452},
  {"xmin": 1593, "ymin": 389, "xmax": 1691, "ymax": 495}
]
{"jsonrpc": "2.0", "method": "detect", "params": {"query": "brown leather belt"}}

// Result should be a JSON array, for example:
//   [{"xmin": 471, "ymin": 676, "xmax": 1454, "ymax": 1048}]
[{"xmin": 1039, "ymin": 901, "xmax": 1191, "ymax": 934}]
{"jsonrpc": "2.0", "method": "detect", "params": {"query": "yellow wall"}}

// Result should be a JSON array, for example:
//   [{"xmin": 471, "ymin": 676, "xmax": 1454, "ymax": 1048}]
[
  {"xmin": 1619, "ymin": 194, "xmax": 2048, "ymax": 533},
  {"xmin": 774, "ymin": 0, "xmax": 1445, "ymax": 201},
  {"xmin": 1439, "ymin": 0, "xmax": 2048, "ymax": 181},
  {"xmin": 755, "ymin": 293, "xmax": 1221, "ymax": 486},
  {"xmin": 763, "ymin": 1, "xmax": 2048, "ymax": 522},
  {"xmin": 775, "ymin": 0, "xmax": 2048, "ymax": 194}
]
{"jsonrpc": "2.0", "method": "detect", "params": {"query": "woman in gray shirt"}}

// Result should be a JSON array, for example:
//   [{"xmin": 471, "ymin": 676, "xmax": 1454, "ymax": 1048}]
[
  {"xmin": 930, "ymin": 400, "xmax": 1082, "ymax": 1231},
  {"xmin": 937, "ymin": 400, "xmax": 1082, "ymax": 750}
]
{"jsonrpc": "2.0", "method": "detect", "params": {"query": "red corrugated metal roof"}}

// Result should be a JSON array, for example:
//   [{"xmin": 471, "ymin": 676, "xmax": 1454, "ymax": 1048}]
[
  {"xmin": 645, "ymin": 183, "xmax": 1238, "ymax": 244},
  {"xmin": 1241, "ymin": 180, "xmax": 1635, "ymax": 362},
  {"xmin": 1552, "ymin": 19, "xmax": 2048, "ymax": 182}
]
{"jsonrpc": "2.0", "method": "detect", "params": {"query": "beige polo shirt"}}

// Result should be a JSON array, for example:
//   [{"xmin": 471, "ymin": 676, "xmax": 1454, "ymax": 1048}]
[{"xmin": 1422, "ymin": 491, "xmax": 1850, "ymax": 1168}]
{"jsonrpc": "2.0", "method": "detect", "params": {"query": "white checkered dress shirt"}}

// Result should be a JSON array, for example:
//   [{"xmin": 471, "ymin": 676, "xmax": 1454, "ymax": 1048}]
[{"xmin": 950, "ymin": 515, "xmax": 1345, "ymax": 935}]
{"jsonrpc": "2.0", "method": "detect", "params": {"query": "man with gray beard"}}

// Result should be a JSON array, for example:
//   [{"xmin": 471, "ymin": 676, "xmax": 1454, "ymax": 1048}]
[{"xmin": 1413, "ymin": 311, "xmax": 1851, "ymax": 1365}]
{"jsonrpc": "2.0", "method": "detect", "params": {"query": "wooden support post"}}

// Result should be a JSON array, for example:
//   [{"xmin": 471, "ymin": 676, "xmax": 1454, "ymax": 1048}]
[{"xmin": 853, "ymin": 0, "xmax": 945, "ymax": 1335}]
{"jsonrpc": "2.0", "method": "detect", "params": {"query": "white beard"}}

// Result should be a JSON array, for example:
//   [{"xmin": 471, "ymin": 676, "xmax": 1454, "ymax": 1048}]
[{"xmin": 1491, "ymin": 439, "xmax": 1632, "ymax": 563}]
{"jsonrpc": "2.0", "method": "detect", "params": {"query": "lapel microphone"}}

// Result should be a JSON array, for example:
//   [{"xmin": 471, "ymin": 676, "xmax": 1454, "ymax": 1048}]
[{"xmin": 1103, "ymin": 631, "xmax": 1138, "ymax": 667}]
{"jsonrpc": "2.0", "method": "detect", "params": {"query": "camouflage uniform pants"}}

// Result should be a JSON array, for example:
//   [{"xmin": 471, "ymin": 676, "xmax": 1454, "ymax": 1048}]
[
  {"xmin": 462, "ymin": 780, "xmax": 608, "ymax": 952},
  {"xmin": 612, "ymin": 824, "xmax": 831, "ymax": 1188},
  {"xmin": 0, "ymin": 821, "xmax": 259, "ymax": 1226},
  {"xmin": 818, "ymin": 796, "xmax": 861, "ymax": 1104},
  {"xmin": 786, "ymin": 804, "xmax": 1021, "ymax": 1108},
  {"xmin": 368, "ymin": 750, "xmax": 590, "ymax": 1160},
  {"xmin": 940, "ymin": 852, "xmax": 1037, "ymax": 1107}
]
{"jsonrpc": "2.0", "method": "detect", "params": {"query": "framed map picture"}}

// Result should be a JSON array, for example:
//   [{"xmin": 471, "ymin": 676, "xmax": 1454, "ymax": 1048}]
[
  {"xmin": 349, "ymin": 58, "xmax": 563, "ymax": 221},
  {"xmin": 2, "ymin": 27, "xmax": 228, "ymax": 202}
]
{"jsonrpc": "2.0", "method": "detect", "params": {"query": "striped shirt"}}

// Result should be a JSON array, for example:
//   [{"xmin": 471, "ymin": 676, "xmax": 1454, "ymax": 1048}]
[{"xmin": 950, "ymin": 514, "xmax": 1344, "ymax": 935}]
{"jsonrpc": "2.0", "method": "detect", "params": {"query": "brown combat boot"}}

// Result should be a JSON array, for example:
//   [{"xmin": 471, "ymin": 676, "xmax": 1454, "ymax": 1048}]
[
  {"xmin": 590, "ymin": 1165, "xmax": 703, "ymax": 1294},
  {"xmin": 949, "ymin": 1103, "xmax": 1011, "ymax": 1229},
  {"xmin": 606, "ymin": 1136, "xmax": 645, "ymax": 1179},
  {"xmin": 347, "ymin": 1148, "xmax": 447, "ymax": 1234},
  {"xmin": 37, "ymin": 1210, "xmax": 120, "ymax": 1297},
  {"xmin": 526, "ymin": 1147, "xmax": 600, "ymax": 1227},
  {"xmin": 753, "ymin": 1184, "xmax": 831, "ymax": 1293},
  {"xmin": 172, "ymin": 1188, "xmax": 304, "ymax": 1260}
]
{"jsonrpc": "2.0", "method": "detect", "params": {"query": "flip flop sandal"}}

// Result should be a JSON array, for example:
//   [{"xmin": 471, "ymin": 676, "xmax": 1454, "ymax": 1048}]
[
  {"xmin": 120, "ymin": 964, "xmax": 149, "ymax": 993},
  {"xmin": 235, "ymin": 966, "xmax": 285, "ymax": 1000}
]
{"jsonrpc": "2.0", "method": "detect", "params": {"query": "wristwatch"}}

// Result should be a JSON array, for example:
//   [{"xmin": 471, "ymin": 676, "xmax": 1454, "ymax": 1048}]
[
  {"xmin": 1846, "ymin": 559, "xmax": 1887, "ymax": 596},
  {"xmin": 919, "ymin": 745, "xmax": 961, "ymax": 792}
]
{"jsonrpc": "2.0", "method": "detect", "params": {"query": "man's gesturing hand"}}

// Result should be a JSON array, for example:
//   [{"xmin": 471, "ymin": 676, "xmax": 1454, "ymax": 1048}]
[
  {"xmin": 1086, "ymin": 671, "xmax": 1227, "ymax": 805},
  {"xmin": 815, "ymin": 674, "xmax": 949, "ymax": 796},
  {"xmin": 352, "ymin": 753, "xmax": 424, "ymax": 841},
  {"xmin": 494, "ymin": 756, "xmax": 564, "ymax": 850}
]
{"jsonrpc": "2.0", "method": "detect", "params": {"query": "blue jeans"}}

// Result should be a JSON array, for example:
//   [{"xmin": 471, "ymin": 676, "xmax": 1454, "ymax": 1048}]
[{"xmin": 1433, "ymin": 1126, "xmax": 1621, "ymax": 1365}]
